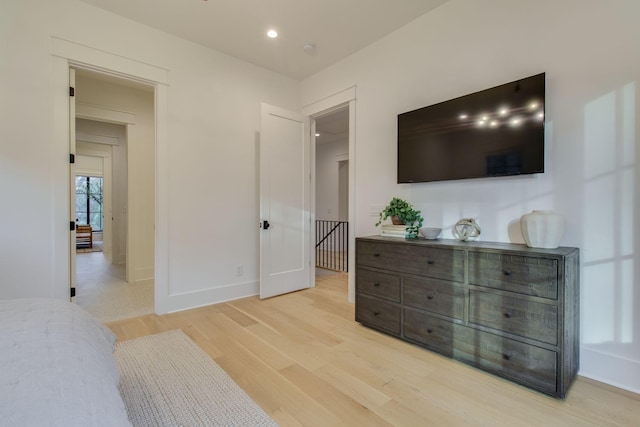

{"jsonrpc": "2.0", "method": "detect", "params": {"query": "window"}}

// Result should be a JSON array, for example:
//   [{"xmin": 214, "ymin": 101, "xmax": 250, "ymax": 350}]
[{"xmin": 76, "ymin": 176, "xmax": 103, "ymax": 232}]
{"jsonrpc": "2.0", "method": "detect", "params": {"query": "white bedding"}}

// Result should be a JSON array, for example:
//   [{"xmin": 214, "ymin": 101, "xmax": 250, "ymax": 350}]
[{"xmin": 0, "ymin": 298, "xmax": 131, "ymax": 426}]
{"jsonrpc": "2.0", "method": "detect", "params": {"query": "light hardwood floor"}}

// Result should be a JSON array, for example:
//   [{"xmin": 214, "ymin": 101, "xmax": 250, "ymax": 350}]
[{"xmin": 108, "ymin": 273, "xmax": 640, "ymax": 426}]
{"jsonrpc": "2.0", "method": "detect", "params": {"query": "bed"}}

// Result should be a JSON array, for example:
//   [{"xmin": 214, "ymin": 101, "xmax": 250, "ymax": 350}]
[{"xmin": 0, "ymin": 298, "xmax": 131, "ymax": 426}]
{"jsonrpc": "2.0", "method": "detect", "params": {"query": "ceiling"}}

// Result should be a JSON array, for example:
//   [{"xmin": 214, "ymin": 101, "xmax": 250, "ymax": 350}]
[
  {"xmin": 315, "ymin": 108, "xmax": 349, "ymax": 145},
  {"xmin": 77, "ymin": 0, "xmax": 449, "ymax": 80}
]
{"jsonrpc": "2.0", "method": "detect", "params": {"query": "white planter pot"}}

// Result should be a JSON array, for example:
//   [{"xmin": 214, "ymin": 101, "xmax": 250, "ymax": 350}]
[{"xmin": 520, "ymin": 210, "xmax": 566, "ymax": 249}]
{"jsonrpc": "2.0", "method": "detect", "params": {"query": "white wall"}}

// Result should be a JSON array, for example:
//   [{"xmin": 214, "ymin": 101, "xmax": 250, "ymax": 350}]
[
  {"xmin": 301, "ymin": 0, "xmax": 640, "ymax": 393},
  {"xmin": 0, "ymin": 0, "xmax": 299, "ymax": 309},
  {"xmin": 316, "ymin": 138, "xmax": 349, "ymax": 221}
]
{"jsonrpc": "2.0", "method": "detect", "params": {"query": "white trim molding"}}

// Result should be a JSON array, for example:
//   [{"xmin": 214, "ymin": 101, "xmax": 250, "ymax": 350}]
[
  {"xmin": 335, "ymin": 152, "xmax": 349, "ymax": 162},
  {"xmin": 52, "ymin": 37, "xmax": 169, "ymax": 85},
  {"xmin": 302, "ymin": 86, "xmax": 356, "ymax": 117},
  {"xmin": 76, "ymin": 102, "xmax": 136, "ymax": 125},
  {"xmin": 76, "ymin": 131, "xmax": 119, "ymax": 146}
]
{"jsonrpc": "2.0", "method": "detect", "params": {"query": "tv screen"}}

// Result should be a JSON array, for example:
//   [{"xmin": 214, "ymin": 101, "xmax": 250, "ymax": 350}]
[{"xmin": 397, "ymin": 73, "xmax": 545, "ymax": 183}]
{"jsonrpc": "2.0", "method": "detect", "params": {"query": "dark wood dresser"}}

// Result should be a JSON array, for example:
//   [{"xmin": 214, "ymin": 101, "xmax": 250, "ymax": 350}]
[{"xmin": 355, "ymin": 235, "xmax": 579, "ymax": 398}]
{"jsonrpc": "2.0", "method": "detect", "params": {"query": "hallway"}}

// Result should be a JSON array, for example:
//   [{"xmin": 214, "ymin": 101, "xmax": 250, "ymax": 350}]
[{"xmin": 75, "ymin": 250, "xmax": 154, "ymax": 323}]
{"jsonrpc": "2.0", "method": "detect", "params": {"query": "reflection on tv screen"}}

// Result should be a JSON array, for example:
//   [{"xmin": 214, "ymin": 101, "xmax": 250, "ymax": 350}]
[{"xmin": 397, "ymin": 73, "xmax": 545, "ymax": 183}]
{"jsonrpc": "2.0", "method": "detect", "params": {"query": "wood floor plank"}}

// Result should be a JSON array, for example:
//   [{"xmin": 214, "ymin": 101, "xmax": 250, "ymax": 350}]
[
  {"xmin": 313, "ymin": 362, "xmax": 392, "ymax": 409},
  {"xmin": 233, "ymin": 296, "xmax": 344, "ymax": 348},
  {"xmin": 108, "ymin": 274, "xmax": 640, "ymax": 426},
  {"xmin": 279, "ymin": 363, "xmax": 393, "ymax": 427},
  {"xmin": 209, "ymin": 311, "xmax": 295, "ymax": 372}
]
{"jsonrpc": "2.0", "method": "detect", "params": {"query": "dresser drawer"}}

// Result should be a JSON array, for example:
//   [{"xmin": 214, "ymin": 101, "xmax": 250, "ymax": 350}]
[
  {"xmin": 403, "ymin": 308, "xmax": 457, "ymax": 357},
  {"xmin": 357, "ymin": 241, "xmax": 464, "ymax": 282},
  {"xmin": 469, "ymin": 290, "xmax": 558, "ymax": 345},
  {"xmin": 468, "ymin": 251, "xmax": 558, "ymax": 299},
  {"xmin": 356, "ymin": 268, "xmax": 401, "ymax": 302},
  {"xmin": 404, "ymin": 308, "xmax": 557, "ymax": 394},
  {"xmin": 356, "ymin": 294, "xmax": 401, "ymax": 336},
  {"xmin": 403, "ymin": 276, "xmax": 464, "ymax": 320}
]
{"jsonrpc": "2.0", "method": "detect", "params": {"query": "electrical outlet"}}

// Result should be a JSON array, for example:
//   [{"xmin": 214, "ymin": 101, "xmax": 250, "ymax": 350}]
[{"xmin": 236, "ymin": 265, "xmax": 243, "ymax": 277}]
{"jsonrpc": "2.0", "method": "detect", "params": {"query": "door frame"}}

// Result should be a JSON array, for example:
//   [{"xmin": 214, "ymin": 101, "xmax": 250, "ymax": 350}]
[
  {"xmin": 302, "ymin": 86, "xmax": 357, "ymax": 302},
  {"xmin": 52, "ymin": 37, "xmax": 171, "ymax": 313}
]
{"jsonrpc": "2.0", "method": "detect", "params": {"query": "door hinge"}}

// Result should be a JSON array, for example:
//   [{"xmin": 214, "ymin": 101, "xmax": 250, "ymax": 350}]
[
  {"xmin": 69, "ymin": 86, "xmax": 75, "ymax": 97},
  {"xmin": 69, "ymin": 153, "xmax": 75, "ymax": 164},
  {"xmin": 70, "ymin": 221, "xmax": 76, "ymax": 231},
  {"xmin": 70, "ymin": 287, "xmax": 76, "ymax": 298}
]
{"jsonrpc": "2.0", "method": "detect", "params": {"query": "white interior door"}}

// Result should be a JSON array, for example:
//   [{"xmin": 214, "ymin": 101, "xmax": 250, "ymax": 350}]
[
  {"xmin": 69, "ymin": 68, "xmax": 77, "ymax": 299},
  {"xmin": 260, "ymin": 103, "xmax": 311, "ymax": 299}
]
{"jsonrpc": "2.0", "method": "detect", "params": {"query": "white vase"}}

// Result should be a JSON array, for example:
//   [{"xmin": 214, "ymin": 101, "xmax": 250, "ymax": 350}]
[{"xmin": 520, "ymin": 210, "xmax": 566, "ymax": 249}]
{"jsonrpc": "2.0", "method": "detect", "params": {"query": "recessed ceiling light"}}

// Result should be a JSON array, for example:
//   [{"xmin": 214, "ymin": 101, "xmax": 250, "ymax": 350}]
[
  {"xmin": 267, "ymin": 30, "xmax": 278, "ymax": 39},
  {"xmin": 315, "ymin": 133, "xmax": 320, "ymax": 137}
]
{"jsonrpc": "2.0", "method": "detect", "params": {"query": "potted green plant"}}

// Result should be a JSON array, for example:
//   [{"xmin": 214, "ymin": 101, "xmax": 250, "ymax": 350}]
[{"xmin": 375, "ymin": 197, "xmax": 424, "ymax": 239}]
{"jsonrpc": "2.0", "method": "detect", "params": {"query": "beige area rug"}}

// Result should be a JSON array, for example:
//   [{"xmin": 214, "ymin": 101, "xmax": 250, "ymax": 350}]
[
  {"xmin": 115, "ymin": 330, "xmax": 279, "ymax": 427},
  {"xmin": 77, "ymin": 240, "xmax": 103, "ymax": 253}
]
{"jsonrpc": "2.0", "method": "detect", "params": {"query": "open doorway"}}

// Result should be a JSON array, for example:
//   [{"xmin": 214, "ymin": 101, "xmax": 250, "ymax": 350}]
[
  {"xmin": 314, "ymin": 107, "xmax": 349, "ymax": 279},
  {"xmin": 72, "ymin": 68, "xmax": 155, "ymax": 323},
  {"xmin": 302, "ymin": 87, "xmax": 356, "ymax": 301}
]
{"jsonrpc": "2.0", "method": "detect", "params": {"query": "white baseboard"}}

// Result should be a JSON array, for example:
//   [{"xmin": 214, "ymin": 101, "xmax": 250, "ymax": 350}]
[
  {"xmin": 580, "ymin": 347, "xmax": 640, "ymax": 395},
  {"xmin": 162, "ymin": 280, "xmax": 259, "ymax": 314},
  {"xmin": 134, "ymin": 267, "xmax": 154, "ymax": 283}
]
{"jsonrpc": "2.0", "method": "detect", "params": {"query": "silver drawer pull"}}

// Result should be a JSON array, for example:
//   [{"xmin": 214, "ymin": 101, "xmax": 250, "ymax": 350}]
[
  {"xmin": 503, "ymin": 353, "xmax": 511, "ymax": 361},
  {"xmin": 503, "ymin": 270, "xmax": 512, "ymax": 276},
  {"xmin": 427, "ymin": 294, "xmax": 435, "ymax": 300},
  {"xmin": 504, "ymin": 312, "xmax": 512, "ymax": 319}
]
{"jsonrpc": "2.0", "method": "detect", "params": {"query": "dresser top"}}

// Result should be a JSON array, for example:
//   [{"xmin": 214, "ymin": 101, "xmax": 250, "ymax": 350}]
[{"xmin": 357, "ymin": 235, "xmax": 579, "ymax": 257}]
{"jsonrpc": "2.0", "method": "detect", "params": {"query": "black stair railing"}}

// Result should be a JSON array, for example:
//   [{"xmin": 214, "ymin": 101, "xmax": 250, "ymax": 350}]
[{"xmin": 315, "ymin": 220, "xmax": 348, "ymax": 272}]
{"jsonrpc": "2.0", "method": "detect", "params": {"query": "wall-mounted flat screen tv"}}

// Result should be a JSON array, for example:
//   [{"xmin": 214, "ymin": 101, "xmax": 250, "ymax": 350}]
[{"xmin": 397, "ymin": 73, "xmax": 545, "ymax": 183}]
